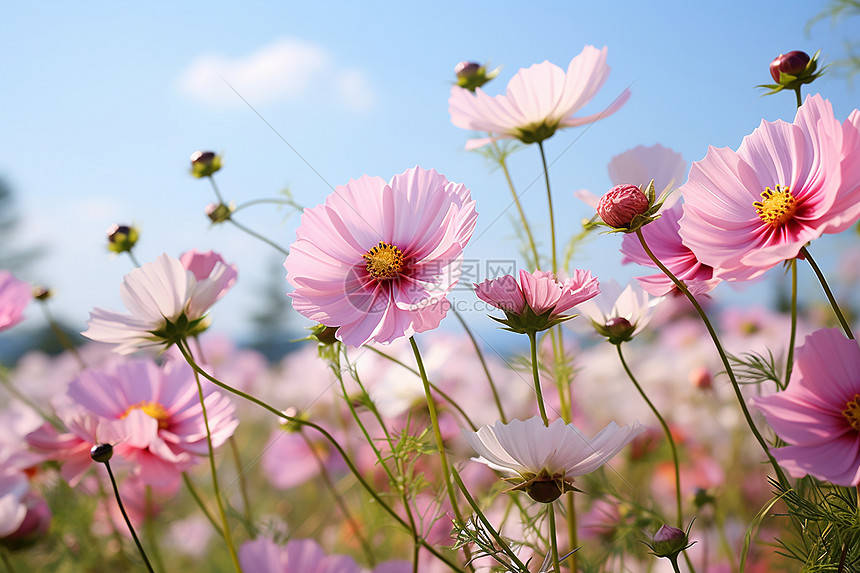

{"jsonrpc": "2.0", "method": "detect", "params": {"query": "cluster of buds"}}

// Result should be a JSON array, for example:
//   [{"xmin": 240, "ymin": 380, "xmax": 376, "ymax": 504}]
[
  {"xmin": 454, "ymin": 61, "xmax": 500, "ymax": 92},
  {"xmin": 596, "ymin": 181, "xmax": 665, "ymax": 233},
  {"xmin": 759, "ymin": 49, "xmax": 823, "ymax": 97}
]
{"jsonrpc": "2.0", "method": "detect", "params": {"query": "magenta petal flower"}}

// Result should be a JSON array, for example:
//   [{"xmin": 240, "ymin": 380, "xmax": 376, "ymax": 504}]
[
  {"xmin": 679, "ymin": 94, "xmax": 860, "ymax": 282},
  {"xmin": 752, "ymin": 328, "xmax": 860, "ymax": 486},
  {"xmin": 67, "ymin": 358, "xmax": 238, "ymax": 486},
  {"xmin": 449, "ymin": 45, "xmax": 631, "ymax": 149},
  {"xmin": 239, "ymin": 537, "xmax": 360, "ymax": 573},
  {"xmin": 0, "ymin": 271, "xmax": 31, "ymax": 332},
  {"xmin": 285, "ymin": 166, "xmax": 477, "ymax": 347},
  {"xmin": 621, "ymin": 204, "xmax": 721, "ymax": 296}
]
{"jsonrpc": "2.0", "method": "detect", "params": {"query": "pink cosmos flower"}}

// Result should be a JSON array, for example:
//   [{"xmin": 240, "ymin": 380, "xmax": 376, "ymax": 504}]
[
  {"xmin": 66, "ymin": 358, "xmax": 238, "ymax": 486},
  {"xmin": 607, "ymin": 144, "xmax": 687, "ymax": 197},
  {"xmin": 621, "ymin": 203, "xmax": 722, "ymax": 296},
  {"xmin": 475, "ymin": 269, "xmax": 599, "ymax": 333},
  {"xmin": 576, "ymin": 279, "xmax": 662, "ymax": 343},
  {"xmin": 448, "ymin": 45, "xmax": 631, "ymax": 149},
  {"xmin": 285, "ymin": 166, "xmax": 477, "ymax": 347},
  {"xmin": 679, "ymin": 94, "xmax": 860, "ymax": 282},
  {"xmin": 752, "ymin": 328, "xmax": 860, "ymax": 485},
  {"xmin": 82, "ymin": 252, "xmax": 237, "ymax": 354},
  {"xmin": 0, "ymin": 271, "xmax": 31, "ymax": 332}
]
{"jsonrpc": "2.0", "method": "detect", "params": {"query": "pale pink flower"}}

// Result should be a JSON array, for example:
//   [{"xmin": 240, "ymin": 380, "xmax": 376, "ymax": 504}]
[
  {"xmin": 576, "ymin": 279, "xmax": 662, "ymax": 342},
  {"xmin": 0, "ymin": 471, "xmax": 28, "ymax": 538},
  {"xmin": 679, "ymin": 94, "xmax": 860, "ymax": 282},
  {"xmin": 476, "ymin": 269, "xmax": 599, "ymax": 316},
  {"xmin": 621, "ymin": 203, "xmax": 721, "ymax": 296},
  {"xmin": 449, "ymin": 45, "xmax": 631, "ymax": 149},
  {"xmin": 26, "ymin": 415, "xmax": 101, "ymax": 487},
  {"xmin": 285, "ymin": 166, "xmax": 477, "ymax": 347},
  {"xmin": 464, "ymin": 416, "xmax": 643, "ymax": 502},
  {"xmin": 607, "ymin": 144, "xmax": 687, "ymax": 198},
  {"xmin": 66, "ymin": 358, "xmax": 238, "ymax": 486},
  {"xmin": 82, "ymin": 252, "xmax": 237, "ymax": 354},
  {"xmin": 0, "ymin": 271, "xmax": 31, "ymax": 332},
  {"xmin": 239, "ymin": 537, "xmax": 360, "ymax": 573},
  {"xmin": 752, "ymin": 328, "xmax": 860, "ymax": 486}
]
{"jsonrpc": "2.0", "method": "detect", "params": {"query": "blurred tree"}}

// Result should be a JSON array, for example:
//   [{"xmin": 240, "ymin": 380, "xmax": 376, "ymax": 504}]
[
  {"xmin": 248, "ymin": 256, "xmax": 297, "ymax": 360},
  {"xmin": 0, "ymin": 176, "xmax": 44, "ymax": 271}
]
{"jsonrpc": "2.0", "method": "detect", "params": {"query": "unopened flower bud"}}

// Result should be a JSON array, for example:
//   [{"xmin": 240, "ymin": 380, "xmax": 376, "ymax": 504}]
[
  {"xmin": 106, "ymin": 224, "xmax": 139, "ymax": 254},
  {"xmin": 190, "ymin": 150, "xmax": 222, "ymax": 178},
  {"xmin": 770, "ymin": 51, "xmax": 811, "ymax": 83},
  {"xmin": 205, "ymin": 202, "xmax": 233, "ymax": 223},
  {"xmin": 312, "ymin": 324, "xmax": 339, "ymax": 345},
  {"xmin": 598, "ymin": 184, "xmax": 651, "ymax": 229},
  {"xmin": 90, "ymin": 443, "xmax": 113, "ymax": 463},
  {"xmin": 1, "ymin": 494, "xmax": 51, "ymax": 550},
  {"xmin": 601, "ymin": 316, "xmax": 635, "ymax": 345},
  {"xmin": 688, "ymin": 366, "xmax": 712, "ymax": 390},
  {"xmin": 454, "ymin": 61, "xmax": 499, "ymax": 92},
  {"xmin": 32, "ymin": 286, "xmax": 52, "ymax": 301},
  {"xmin": 645, "ymin": 524, "xmax": 694, "ymax": 559}
]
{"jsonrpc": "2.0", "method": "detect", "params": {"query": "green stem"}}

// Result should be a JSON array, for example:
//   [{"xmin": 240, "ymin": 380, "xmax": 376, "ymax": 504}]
[
  {"xmin": 527, "ymin": 331, "xmax": 550, "ymax": 426},
  {"xmin": 408, "ymin": 337, "xmax": 466, "ymax": 525},
  {"xmin": 366, "ymin": 346, "xmax": 478, "ymax": 431},
  {"xmin": 801, "ymin": 246, "xmax": 854, "ymax": 339},
  {"xmin": 227, "ymin": 436, "xmax": 253, "ymax": 524},
  {"xmin": 537, "ymin": 141, "xmax": 558, "ymax": 273},
  {"xmin": 176, "ymin": 343, "xmax": 462, "ymax": 572},
  {"xmin": 103, "ymin": 461, "xmax": 156, "ymax": 573},
  {"xmin": 635, "ymin": 229, "xmax": 789, "ymax": 489},
  {"xmin": 0, "ymin": 546, "xmax": 16, "ymax": 573},
  {"xmin": 785, "ymin": 259, "xmax": 798, "ymax": 388},
  {"xmin": 182, "ymin": 473, "xmax": 225, "ymax": 540},
  {"xmin": 617, "ymin": 344, "xmax": 683, "ymax": 528},
  {"xmin": 181, "ymin": 340, "xmax": 243, "ymax": 573},
  {"xmin": 794, "ymin": 87, "xmax": 802, "ymax": 109},
  {"xmin": 126, "ymin": 250, "xmax": 142, "ymax": 268},
  {"xmin": 208, "ymin": 175, "xmax": 225, "ymax": 204},
  {"xmin": 565, "ymin": 495, "xmax": 578, "ymax": 573},
  {"xmin": 452, "ymin": 308, "xmax": 506, "ymax": 423},
  {"xmin": 232, "ymin": 197, "xmax": 297, "ymax": 214},
  {"xmin": 669, "ymin": 556, "xmax": 683, "ymax": 573},
  {"xmin": 491, "ymin": 140, "xmax": 540, "ymax": 268},
  {"xmin": 548, "ymin": 504, "xmax": 561, "ymax": 573},
  {"xmin": 227, "ymin": 219, "xmax": 290, "ymax": 257},
  {"xmin": 144, "ymin": 486, "xmax": 166, "ymax": 573}
]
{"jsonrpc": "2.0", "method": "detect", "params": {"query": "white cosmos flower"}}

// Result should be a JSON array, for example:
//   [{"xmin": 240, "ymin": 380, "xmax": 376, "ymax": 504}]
[
  {"xmin": 576, "ymin": 279, "xmax": 663, "ymax": 344},
  {"xmin": 464, "ymin": 416, "xmax": 642, "ymax": 502},
  {"xmin": 82, "ymin": 253, "xmax": 237, "ymax": 355}
]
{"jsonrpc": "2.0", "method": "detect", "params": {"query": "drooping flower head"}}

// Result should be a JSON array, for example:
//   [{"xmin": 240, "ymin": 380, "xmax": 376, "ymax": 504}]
[
  {"xmin": 0, "ymin": 271, "xmax": 30, "ymax": 332},
  {"xmin": 464, "ymin": 416, "xmax": 643, "ymax": 503},
  {"xmin": 576, "ymin": 279, "xmax": 663, "ymax": 344},
  {"xmin": 679, "ymin": 94, "xmax": 860, "ymax": 282},
  {"xmin": 82, "ymin": 252, "xmax": 237, "ymax": 354},
  {"xmin": 752, "ymin": 328, "xmax": 860, "ymax": 486},
  {"xmin": 285, "ymin": 166, "xmax": 477, "ymax": 347},
  {"xmin": 66, "ymin": 358, "xmax": 238, "ymax": 486},
  {"xmin": 449, "ymin": 45, "xmax": 631, "ymax": 149},
  {"xmin": 475, "ymin": 269, "xmax": 599, "ymax": 334}
]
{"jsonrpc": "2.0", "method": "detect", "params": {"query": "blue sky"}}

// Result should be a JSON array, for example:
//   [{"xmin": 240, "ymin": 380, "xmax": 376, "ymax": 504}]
[{"xmin": 1, "ymin": 1, "xmax": 856, "ymax": 344}]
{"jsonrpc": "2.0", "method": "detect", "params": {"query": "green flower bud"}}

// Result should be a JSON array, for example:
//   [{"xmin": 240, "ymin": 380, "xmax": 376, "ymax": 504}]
[
  {"xmin": 190, "ymin": 150, "xmax": 222, "ymax": 178},
  {"xmin": 205, "ymin": 202, "xmax": 233, "ymax": 223},
  {"xmin": 106, "ymin": 224, "xmax": 139, "ymax": 254},
  {"xmin": 454, "ymin": 61, "xmax": 500, "ymax": 92}
]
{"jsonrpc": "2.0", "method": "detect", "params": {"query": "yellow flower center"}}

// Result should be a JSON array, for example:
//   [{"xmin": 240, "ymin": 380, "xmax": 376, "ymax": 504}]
[
  {"xmin": 362, "ymin": 242, "xmax": 403, "ymax": 280},
  {"xmin": 122, "ymin": 401, "xmax": 169, "ymax": 430},
  {"xmin": 753, "ymin": 185, "xmax": 796, "ymax": 228},
  {"xmin": 843, "ymin": 395, "xmax": 860, "ymax": 431}
]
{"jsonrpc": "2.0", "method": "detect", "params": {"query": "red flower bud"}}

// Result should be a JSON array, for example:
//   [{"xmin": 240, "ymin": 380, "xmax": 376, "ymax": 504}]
[
  {"xmin": 769, "ymin": 51, "xmax": 811, "ymax": 83},
  {"xmin": 597, "ymin": 184, "xmax": 650, "ymax": 229}
]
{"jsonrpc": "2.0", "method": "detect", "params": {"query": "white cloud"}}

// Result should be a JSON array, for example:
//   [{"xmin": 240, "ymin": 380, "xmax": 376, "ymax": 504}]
[{"xmin": 178, "ymin": 38, "xmax": 376, "ymax": 113}]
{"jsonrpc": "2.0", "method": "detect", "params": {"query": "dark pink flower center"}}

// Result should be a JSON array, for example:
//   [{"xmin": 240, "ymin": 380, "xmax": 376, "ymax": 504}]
[
  {"xmin": 363, "ymin": 242, "xmax": 404, "ymax": 280},
  {"xmin": 843, "ymin": 394, "xmax": 860, "ymax": 431},
  {"xmin": 753, "ymin": 185, "xmax": 796, "ymax": 228}
]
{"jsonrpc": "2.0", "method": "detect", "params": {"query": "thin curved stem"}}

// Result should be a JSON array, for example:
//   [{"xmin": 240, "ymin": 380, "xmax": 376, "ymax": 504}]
[
  {"xmin": 785, "ymin": 259, "xmax": 798, "ymax": 388},
  {"xmin": 491, "ymin": 140, "xmax": 540, "ymax": 268},
  {"xmin": 537, "ymin": 141, "xmax": 557, "ymax": 273},
  {"xmin": 635, "ymin": 229, "xmax": 789, "ymax": 489},
  {"xmin": 182, "ymin": 473, "xmax": 224, "ymax": 540},
  {"xmin": 801, "ymin": 246, "xmax": 854, "ymax": 339},
  {"xmin": 208, "ymin": 176, "xmax": 225, "ymax": 204},
  {"xmin": 527, "ymin": 331, "xmax": 550, "ymax": 426},
  {"xmin": 175, "ymin": 343, "xmax": 462, "ymax": 571},
  {"xmin": 103, "ymin": 461, "xmax": 156, "ymax": 573},
  {"xmin": 408, "ymin": 338, "xmax": 466, "ymax": 525},
  {"xmin": 126, "ymin": 250, "xmax": 142, "ymax": 268},
  {"xmin": 181, "ymin": 340, "xmax": 243, "ymax": 573},
  {"xmin": 227, "ymin": 436, "xmax": 253, "ymax": 524},
  {"xmin": 232, "ymin": 197, "xmax": 297, "ymax": 214},
  {"xmin": 227, "ymin": 219, "xmax": 290, "ymax": 257},
  {"xmin": 617, "ymin": 344, "xmax": 683, "ymax": 528},
  {"xmin": 452, "ymin": 308, "xmax": 506, "ymax": 423}
]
